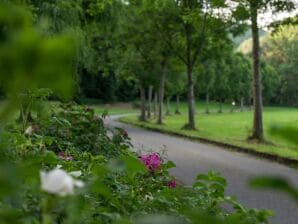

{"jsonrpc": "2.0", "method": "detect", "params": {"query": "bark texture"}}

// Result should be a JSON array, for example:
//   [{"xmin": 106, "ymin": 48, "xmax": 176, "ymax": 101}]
[
  {"xmin": 240, "ymin": 97, "xmax": 244, "ymax": 112},
  {"xmin": 139, "ymin": 86, "xmax": 147, "ymax": 121},
  {"xmin": 186, "ymin": 64, "xmax": 196, "ymax": 129},
  {"xmin": 153, "ymin": 91, "xmax": 158, "ymax": 118},
  {"xmin": 250, "ymin": 3, "xmax": 264, "ymax": 141},
  {"xmin": 205, "ymin": 93, "xmax": 209, "ymax": 114},
  {"xmin": 218, "ymin": 100, "xmax": 222, "ymax": 113},
  {"xmin": 166, "ymin": 97, "xmax": 171, "ymax": 115},
  {"xmin": 157, "ymin": 59, "xmax": 166, "ymax": 124},
  {"xmin": 175, "ymin": 94, "xmax": 181, "ymax": 114},
  {"xmin": 147, "ymin": 85, "xmax": 153, "ymax": 119}
]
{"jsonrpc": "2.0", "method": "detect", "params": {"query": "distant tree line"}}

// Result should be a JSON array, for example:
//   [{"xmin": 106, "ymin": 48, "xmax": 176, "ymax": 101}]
[
  {"xmin": 238, "ymin": 24, "xmax": 298, "ymax": 106},
  {"xmin": 0, "ymin": 0, "xmax": 297, "ymax": 142}
]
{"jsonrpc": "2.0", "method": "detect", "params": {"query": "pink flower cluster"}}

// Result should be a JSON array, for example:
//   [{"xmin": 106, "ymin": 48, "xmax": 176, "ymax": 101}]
[
  {"xmin": 139, "ymin": 152, "xmax": 162, "ymax": 172},
  {"xmin": 167, "ymin": 180, "xmax": 177, "ymax": 188},
  {"xmin": 57, "ymin": 152, "xmax": 73, "ymax": 161}
]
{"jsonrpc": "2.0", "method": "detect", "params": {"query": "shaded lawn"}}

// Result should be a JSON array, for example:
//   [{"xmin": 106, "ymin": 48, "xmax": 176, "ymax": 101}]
[{"xmin": 120, "ymin": 106, "xmax": 298, "ymax": 160}]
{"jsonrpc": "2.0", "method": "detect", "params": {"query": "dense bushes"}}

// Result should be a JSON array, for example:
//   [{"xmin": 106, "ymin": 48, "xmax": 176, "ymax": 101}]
[{"xmin": 0, "ymin": 103, "xmax": 272, "ymax": 224}]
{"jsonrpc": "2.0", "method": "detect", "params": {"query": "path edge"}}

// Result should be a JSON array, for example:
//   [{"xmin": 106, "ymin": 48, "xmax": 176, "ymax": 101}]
[{"xmin": 119, "ymin": 117, "xmax": 298, "ymax": 167}]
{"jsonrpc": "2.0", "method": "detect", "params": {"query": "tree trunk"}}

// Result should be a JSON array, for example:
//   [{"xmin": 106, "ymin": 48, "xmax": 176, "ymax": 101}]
[
  {"xmin": 153, "ymin": 91, "xmax": 158, "ymax": 118},
  {"xmin": 205, "ymin": 93, "xmax": 209, "ymax": 114},
  {"xmin": 240, "ymin": 97, "xmax": 244, "ymax": 112},
  {"xmin": 250, "ymin": 4, "xmax": 264, "ymax": 141},
  {"xmin": 147, "ymin": 85, "xmax": 153, "ymax": 119},
  {"xmin": 139, "ymin": 86, "xmax": 146, "ymax": 122},
  {"xmin": 166, "ymin": 97, "xmax": 171, "ymax": 115},
  {"xmin": 157, "ymin": 59, "xmax": 166, "ymax": 124},
  {"xmin": 218, "ymin": 100, "xmax": 222, "ymax": 113},
  {"xmin": 186, "ymin": 64, "xmax": 196, "ymax": 129},
  {"xmin": 175, "ymin": 94, "xmax": 181, "ymax": 114}
]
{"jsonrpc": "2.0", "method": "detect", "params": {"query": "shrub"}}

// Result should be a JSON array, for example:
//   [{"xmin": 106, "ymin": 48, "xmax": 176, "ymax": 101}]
[{"xmin": 0, "ymin": 103, "xmax": 271, "ymax": 224}]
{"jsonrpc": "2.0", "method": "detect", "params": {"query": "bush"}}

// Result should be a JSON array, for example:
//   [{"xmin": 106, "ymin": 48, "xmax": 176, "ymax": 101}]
[{"xmin": 0, "ymin": 103, "xmax": 271, "ymax": 224}]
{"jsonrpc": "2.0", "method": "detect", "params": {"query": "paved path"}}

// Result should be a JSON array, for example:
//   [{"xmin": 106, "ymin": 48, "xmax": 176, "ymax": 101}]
[{"xmin": 106, "ymin": 116, "xmax": 298, "ymax": 224}]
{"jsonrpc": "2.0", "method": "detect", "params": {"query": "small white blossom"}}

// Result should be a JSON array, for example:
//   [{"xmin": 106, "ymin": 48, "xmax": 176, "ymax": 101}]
[
  {"xmin": 40, "ymin": 167, "xmax": 84, "ymax": 196},
  {"xmin": 25, "ymin": 126, "xmax": 33, "ymax": 135},
  {"xmin": 144, "ymin": 194, "xmax": 154, "ymax": 201},
  {"xmin": 232, "ymin": 101, "xmax": 236, "ymax": 106},
  {"xmin": 69, "ymin": 170, "xmax": 82, "ymax": 177}
]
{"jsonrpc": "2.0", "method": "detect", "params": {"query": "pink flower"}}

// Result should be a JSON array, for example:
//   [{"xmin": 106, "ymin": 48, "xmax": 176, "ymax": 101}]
[
  {"xmin": 139, "ymin": 152, "xmax": 162, "ymax": 172},
  {"xmin": 167, "ymin": 180, "xmax": 177, "ymax": 188},
  {"xmin": 57, "ymin": 152, "xmax": 73, "ymax": 161}
]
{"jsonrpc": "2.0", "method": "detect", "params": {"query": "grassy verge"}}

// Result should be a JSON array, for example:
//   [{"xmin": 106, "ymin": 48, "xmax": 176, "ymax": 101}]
[{"xmin": 120, "ymin": 106, "xmax": 298, "ymax": 163}]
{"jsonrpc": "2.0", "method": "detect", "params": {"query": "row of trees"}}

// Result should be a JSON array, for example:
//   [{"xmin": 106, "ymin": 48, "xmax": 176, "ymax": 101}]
[
  {"xmin": 2, "ymin": 0, "xmax": 297, "ymax": 142},
  {"xmin": 239, "ymin": 24, "xmax": 298, "ymax": 106},
  {"xmin": 116, "ymin": 0, "xmax": 296, "ymax": 141}
]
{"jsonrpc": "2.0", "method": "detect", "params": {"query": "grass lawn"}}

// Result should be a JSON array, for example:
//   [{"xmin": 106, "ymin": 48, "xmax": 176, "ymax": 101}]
[{"xmin": 120, "ymin": 102, "xmax": 298, "ymax": 161}]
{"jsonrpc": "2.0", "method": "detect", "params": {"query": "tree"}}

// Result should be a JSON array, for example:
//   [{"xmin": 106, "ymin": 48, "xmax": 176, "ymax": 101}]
[
  {"xmin": 164, "ymin": 59, "xmax": 185, "ymax": 116},
  {"xmin": 261, "ymin": 60, "xmax": 279, "ymax": 105},
  {"xmin": 213, "ymin": 59, "xmax": 230, "ymax": 113},
  {"xmin": 232, "ymin": 0, "xmax": 296, "ymax": 141},
  {"xmin": 196, "ymin": 62, "xmax": 214, "ymax": 114},
  {"xmin": 227, "ymin": 53, "xmax": 252, "ymax": 112},
  {"xmin": 196, "ymin": 39, "xmax": 232, "ymax": 114},
  {"xmin": 262, "ymin": 24, "xmax": 298, "ymax": 106},
  {"xmin": 0, "ymin": 1, "xmax": 75, "ymax": 126},
  {"xmin": 167, "ymin": 0, "xmax": 237, "ymax": 129},
  {"xmin": 118, "ymin": 1, "xmax": 160, "ymax": 121},
  {"xmin": 141, "ymin": 0, "xmax": 179, "ymax": 124}
]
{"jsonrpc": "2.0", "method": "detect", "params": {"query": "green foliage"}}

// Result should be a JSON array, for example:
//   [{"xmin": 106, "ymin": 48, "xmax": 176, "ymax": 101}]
[
  {"xmin": 121, "ymin": 106, "xmax": 298, "ymax": 160},
  {"xmin": 250, "ymin": 177, "xmax": 298, "ymax": 202},
  {"xmin": 262, "ymin": 25, "xmax": 298, "ymax": 106},
  {"xmin": 270, "ymin": 125, "xmax": 298, "ymax": 149},
  {"xmin": 0, "ymin": 2, "xmax": 75, "ymax": 122},
  {"xmin": 0, "ymin": 1, "xmax": 296, "ymax": 222},
  {"xmin": 0, "ymin": 101, "xmax": 271, "ymax": 223},
  {"xmin": 250, "ymin": 125, "xmax": 298, "ymax": 203},
  {"xmin": 238, "ymin": 24, "xmax": 298, "ymax": 106}
]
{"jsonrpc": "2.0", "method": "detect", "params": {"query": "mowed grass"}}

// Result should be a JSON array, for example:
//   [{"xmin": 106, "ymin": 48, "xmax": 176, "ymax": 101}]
[{"xmin": 121, "ymin": 102, "xmax": 298, "ymax": 161}]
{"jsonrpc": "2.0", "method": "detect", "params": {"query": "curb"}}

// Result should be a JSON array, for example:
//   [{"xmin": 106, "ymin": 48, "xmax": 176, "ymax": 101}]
[{"xmin": 119, "ymin": 118, "xmax": 298, "ymax": 167}]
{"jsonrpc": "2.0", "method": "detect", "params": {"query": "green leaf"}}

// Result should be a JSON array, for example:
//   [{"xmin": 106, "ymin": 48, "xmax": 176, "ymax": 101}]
[
  {"xmin": 120, "ymin": 155, "xmax": 146, "ymax": 177},
  {"xmin": 270, "ymin": 125, "xmax": 298, "ymax": 145},
  {"xmin": 250, "ymin": 176, "xmax": 298, "ymax": 202}
]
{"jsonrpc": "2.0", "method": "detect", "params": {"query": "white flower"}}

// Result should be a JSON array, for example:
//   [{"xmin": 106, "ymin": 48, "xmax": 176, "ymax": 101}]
[
  {"xmin": 40, "ymin": 167, "xmax": 84, "ymax": 196},
  {"xmin": 69, "ymin": 170, "xmax": 82, "ymax": 177},
  {"xmin": 232, "ymin": 101, "xmax": 236, "ymax": 106},
  {"xmin": 25, "ymin": 126, "xmax": 33, "ymax": 135},
  {"xmin": 144, "ymin": 193, "xmax": 154, "ymax": 201}
]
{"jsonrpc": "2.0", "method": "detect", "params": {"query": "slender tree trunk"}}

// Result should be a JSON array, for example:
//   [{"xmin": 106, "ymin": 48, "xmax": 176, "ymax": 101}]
[
  {"xmin": 139, "ymin": 86, "xmax": 146, "ymax": 122},
  {"xmin": 218, "ymin": 100, "xmax": 222, "ymax": 113},
  {"xmin": 240, "ymin": 97, "xmax": 244, "ymax": 112},
  {"xmin": 157, "ymin": 59, "xmax": 166, "ymax": 124},
  {"xmin": 205, "ymin": 93, "xmax": 209, "ymax": 114},
  {"xmin": 153, "ymin": 91, "xmax": 158, "ymax": 118},
  {"xmin": 250, "ymin": 4, "xmax": 264, "ymax": 141},
  {"xmin": 175, "ymin": 94, "xmax": 181, "ymax": 114},
  {"xmin": 166, "ymin": 96, "xmax": 171, "ymax": 115},
  {"xmin": 147, "ymin": 85, "xmax": 153, "ymax": 119},
  {"xmin": 186, "ymin": 64, "xmax": 196, "ymax": 129}
]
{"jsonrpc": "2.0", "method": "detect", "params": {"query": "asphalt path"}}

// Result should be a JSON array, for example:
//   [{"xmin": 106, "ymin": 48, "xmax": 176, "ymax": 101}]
[{"xmin": 106, "ymin": 115, "xmax": 298, "ymax": 224}]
